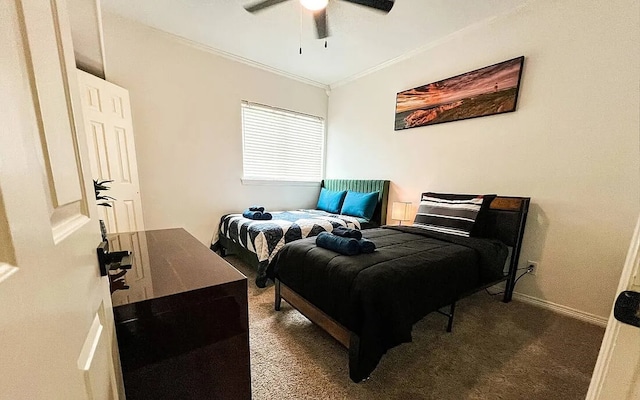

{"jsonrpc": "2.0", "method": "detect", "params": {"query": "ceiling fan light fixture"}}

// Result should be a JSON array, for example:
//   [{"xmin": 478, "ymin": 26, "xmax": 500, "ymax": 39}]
[{"xmin": 300, "ymin": 0, "xmax": 328, "ymax": 11}]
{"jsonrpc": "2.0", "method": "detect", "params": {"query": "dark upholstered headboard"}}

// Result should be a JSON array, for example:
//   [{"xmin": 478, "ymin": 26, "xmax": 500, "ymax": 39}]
[
  {"xmin": 482, "ymin": 196, "xmax": 530, "ymax": 301},
  {"xmin": 478, "ymin": 196, "xmax": 530, "ymax": 248},
  {"xmin": 322, "ymin": 179, "xmax": 390, "ymax": 226},
  {"xmin": 418, "ymin": 193, "xmax": 530, "ymax": 300}
]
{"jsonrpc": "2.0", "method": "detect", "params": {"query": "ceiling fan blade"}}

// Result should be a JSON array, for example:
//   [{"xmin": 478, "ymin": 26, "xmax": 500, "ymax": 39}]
[
  {"xmin": 245, "ymin": 0, "xmax": 290, "ymax": 13},
  {"xmin": 314, "ymin": 9, "xmax": 329, "ymax": 39},
  {"xmin": 342, "ymin": 0, "xmax": 394, "ymax": 12}
]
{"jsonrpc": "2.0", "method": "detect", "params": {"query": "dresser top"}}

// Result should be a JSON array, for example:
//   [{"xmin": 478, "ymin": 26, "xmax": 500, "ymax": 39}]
[{"xmin": 110, "ymin": 228, "xmax": 246, "ymax": 307}]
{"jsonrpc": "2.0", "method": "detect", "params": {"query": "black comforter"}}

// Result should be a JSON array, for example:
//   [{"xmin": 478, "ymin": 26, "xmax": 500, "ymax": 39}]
[{"xmin": 267, "ymin": 226, "xmax": 508, "ymax": 381}]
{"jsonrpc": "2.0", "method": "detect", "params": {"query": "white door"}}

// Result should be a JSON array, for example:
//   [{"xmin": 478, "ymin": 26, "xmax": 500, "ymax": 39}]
[
  {"xmin": 586, "ymin": 216, "xmax": 640, "ymax": 399},
  {"xmin": 77, "ymin": 70, "xmax": 145, "ymax": 234},
  {"xmin": 0, "ymin": 1, "xmax": 121, "ymax": 399}
]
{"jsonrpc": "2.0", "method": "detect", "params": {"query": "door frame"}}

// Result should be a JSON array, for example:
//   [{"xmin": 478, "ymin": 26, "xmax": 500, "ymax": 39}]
[{"xmin": 586, "ymin": 215, "xmax": 640, "ymax": 399}]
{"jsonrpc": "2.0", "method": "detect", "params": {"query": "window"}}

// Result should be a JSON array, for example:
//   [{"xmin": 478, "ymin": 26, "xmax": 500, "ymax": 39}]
[{"xmin": 241, "ymin": 101, "xmax": 325, "ymax": 183}]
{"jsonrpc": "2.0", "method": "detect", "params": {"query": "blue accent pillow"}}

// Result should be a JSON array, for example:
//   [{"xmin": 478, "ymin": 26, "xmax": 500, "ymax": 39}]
[
  {"xmin": 316, "ymin": 188, "xmax": 347, "ymax": 214},
  {"xmin": 340, "ymin": 191, "xmax": 379, "ymax": 221}
]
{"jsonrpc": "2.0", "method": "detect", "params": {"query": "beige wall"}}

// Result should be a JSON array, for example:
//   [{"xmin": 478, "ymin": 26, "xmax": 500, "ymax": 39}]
[
  {"xmin": 68, "ymin": 0, "xmax": 105, "ymax": 78},
  {"xmin": 325, "ymin": 0, "xmax": 640, "ymax": 318},
  {"xmin": 102, "ymin": 14, "xmax": 328, "ymax": 244}
]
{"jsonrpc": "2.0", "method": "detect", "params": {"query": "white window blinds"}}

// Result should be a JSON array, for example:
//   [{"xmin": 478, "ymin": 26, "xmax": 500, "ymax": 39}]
[{"xmin": 241, "ymin": 101, "xmax": 325, "ymax": 182}]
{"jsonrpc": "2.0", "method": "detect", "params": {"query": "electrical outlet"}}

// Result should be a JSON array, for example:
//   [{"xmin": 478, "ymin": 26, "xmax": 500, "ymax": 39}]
[{"xmin": 527, "ymin": 260, "xmax": 538, "ymax": 276}]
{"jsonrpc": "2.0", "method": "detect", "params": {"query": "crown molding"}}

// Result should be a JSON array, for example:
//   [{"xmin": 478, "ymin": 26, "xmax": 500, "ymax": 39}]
[
  {"xmin": 107, "ymin": 1, "xmax": 534, "ymax": 92},
  {"xmin": 135, "ymin": 22, "xmax": 330, "ymax": 90},
  {"xmin": 329, "ymin": 0, "xmax": 532, "ymax": 89}
]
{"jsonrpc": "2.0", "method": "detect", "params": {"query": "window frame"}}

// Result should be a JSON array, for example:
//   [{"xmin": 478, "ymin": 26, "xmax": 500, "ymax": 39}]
[{"xmin": 240, "ymin": 101, "xmax": 326, "ymax": 185}]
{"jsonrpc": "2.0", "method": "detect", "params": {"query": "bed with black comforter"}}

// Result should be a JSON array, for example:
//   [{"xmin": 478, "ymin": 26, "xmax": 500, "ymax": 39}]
[
  {"xmin": 212, "ymin": 179, "xmax": 390, "ymax": 287},
  {"xmin": 267, "ymin": 194, "xmax": 530, "ymax": 382}
]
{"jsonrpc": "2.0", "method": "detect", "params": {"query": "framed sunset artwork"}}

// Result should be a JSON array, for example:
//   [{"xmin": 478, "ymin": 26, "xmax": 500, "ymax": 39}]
[{"xmin": 394, "ymin": 56, "xmax": 525, "ymax": 130}]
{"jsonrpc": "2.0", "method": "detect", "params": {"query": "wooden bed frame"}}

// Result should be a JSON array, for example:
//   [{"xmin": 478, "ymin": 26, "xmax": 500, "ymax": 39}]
[
  {"xmin": 215, "ymin": 179, "xmax": 390, "ymax": 272},
  {"xmin": 274, "ymin": 195, "xmax": 530, "ymax": 381}
]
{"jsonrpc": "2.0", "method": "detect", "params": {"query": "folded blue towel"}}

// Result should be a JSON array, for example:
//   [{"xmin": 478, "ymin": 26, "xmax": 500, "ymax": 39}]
[
  {"xmin": 243, "ymin": 210, "xmax": 260, "ymax": 219},
  {"xmin": 316, "ymin": 231, "xmax": 360, "ymax": 256},
  {"xmin": 358, "ymin": 238, "xmax": 376, "ymax": 253},
  {"xmin": 332, "ymin": 226, "xmax": 362, "ymax": 240},
  {"xmin": 242, "ymin": 210, "xmax": 272, "ymax": 220},
  {"xmin": 249, "ymin": 206, "xmax": 265, "ymax": 212}
]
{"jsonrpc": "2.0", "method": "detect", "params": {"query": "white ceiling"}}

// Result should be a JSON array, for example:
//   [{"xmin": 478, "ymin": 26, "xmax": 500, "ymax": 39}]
[{"xmin": 101, "ymin": 0, "xmax": 530, "ymax": 87}]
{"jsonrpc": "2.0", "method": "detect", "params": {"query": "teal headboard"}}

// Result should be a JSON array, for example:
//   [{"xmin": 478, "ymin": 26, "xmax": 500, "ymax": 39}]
[{"xmin": 321, "ymin": 179, "xmax": 390, "ymax": 226}]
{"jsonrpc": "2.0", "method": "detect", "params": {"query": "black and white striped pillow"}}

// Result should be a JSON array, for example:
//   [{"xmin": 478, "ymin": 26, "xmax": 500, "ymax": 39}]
[{"xmin": 413, "ymin": 193, "xmax": 485, "ymax": 237}]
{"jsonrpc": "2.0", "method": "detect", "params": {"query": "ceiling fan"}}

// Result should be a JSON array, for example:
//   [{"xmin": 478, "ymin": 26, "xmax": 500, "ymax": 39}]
[{"xmin": 244, "ymin": 0, "xmax": 395, "ymax": 39}]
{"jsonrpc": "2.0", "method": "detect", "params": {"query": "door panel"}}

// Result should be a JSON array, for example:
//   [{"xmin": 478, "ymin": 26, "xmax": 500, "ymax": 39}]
[
  {"xmin": 78, "ymin": 70, "xmax": 145, "ymax": 234},
  {"xmin": 0, "ymin": 0, "xmax": 119, "ymax": 399},
  {"xmin": 19, "ymin": 0, "xmax": 92, "ymax": 245},
  {"xmin": 19, "ymin": 0, "xmax": 83, "ymax": 211},
  {"xmin": 0, "ymin": 192, "xmax": 16, "ymax": 267},
  {"xmin": 78, "ymin": 308, "xmax": 116, "ymax": 400},
  {"xmin": 88, "ymin": 121, "xmax": 112, "ymax": 180}
]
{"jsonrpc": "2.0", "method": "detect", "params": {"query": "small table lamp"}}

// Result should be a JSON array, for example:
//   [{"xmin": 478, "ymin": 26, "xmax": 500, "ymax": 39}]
[{"xmin": 391, "ymin": 201, "xmax": 412, "ymax": 226}]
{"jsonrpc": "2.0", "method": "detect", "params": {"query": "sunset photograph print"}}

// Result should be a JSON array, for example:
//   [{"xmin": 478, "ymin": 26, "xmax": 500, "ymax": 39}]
[{"xmin": 395, "ymin": 56, "xmax": 524, "ymax": 130}]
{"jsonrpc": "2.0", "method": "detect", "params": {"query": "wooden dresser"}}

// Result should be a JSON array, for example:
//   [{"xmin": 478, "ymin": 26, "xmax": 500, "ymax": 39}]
[{"xmin": 109, "ymin": 228, "xmax": 251, "ymax": 400}]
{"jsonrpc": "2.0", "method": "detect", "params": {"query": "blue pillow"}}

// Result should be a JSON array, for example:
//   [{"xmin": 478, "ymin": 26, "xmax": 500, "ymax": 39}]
[
  {"xmin": 316, "ymin": 188, "xmax": 347, "ymax": 214},
  {"xmin": 340, "ymin": 191, "xmax": 379, "ymax": 221}
]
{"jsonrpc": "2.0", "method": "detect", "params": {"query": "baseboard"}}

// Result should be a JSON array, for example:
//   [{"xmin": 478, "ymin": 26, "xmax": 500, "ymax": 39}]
[{"xmin": 512, "ymin": 292, "xmax": 609, "ymax": 327}]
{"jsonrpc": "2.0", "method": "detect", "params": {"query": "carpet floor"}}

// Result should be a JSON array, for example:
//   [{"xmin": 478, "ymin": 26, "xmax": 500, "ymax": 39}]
[{"xmin": 225, "ymin": 256, "xmax": 605, "ymax": 400}]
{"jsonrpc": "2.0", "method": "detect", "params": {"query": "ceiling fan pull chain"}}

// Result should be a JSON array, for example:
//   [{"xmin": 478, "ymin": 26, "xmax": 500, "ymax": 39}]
[
  {"xmin": 299, "ymin": 1, "xmax": 303, "ymax": 55},
  {"xmin": 324, "ymin": 40, "xmax": 327, "ymax": 48}
]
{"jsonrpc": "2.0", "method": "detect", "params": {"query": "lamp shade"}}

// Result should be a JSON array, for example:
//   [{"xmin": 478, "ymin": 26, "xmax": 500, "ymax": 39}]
[{"xmin": 391, "ymin": 201, "xmax": 412, "ymax": 223}]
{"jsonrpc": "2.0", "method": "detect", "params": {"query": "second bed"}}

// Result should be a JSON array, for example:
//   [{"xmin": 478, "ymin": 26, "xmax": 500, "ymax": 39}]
[{"xmin": 267, "ymin": 194, "xmax": 530, "ymax": 382}]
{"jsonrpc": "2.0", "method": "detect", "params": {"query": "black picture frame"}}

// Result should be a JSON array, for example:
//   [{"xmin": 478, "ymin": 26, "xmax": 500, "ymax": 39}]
[{"xmin": 394, "ymin": 56, "xmax": 525, "ymax": 130}]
